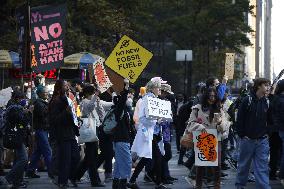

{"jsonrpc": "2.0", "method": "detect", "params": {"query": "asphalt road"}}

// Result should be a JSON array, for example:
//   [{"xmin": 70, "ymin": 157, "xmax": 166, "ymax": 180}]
[{"xmin": 12, "ymin": 141, "xmax": 284, "ymax": 189}]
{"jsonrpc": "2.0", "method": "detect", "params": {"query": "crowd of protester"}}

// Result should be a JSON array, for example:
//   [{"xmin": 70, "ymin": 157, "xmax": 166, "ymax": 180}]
[{"xmin": 0, "ymin": 73, "xmax": 284, "ymax": 189}]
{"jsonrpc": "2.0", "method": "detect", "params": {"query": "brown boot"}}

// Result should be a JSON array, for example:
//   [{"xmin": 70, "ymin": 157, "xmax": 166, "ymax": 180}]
[{"xmin": 195, "ymin": 167, "xmax": 204, "ymax": 189}]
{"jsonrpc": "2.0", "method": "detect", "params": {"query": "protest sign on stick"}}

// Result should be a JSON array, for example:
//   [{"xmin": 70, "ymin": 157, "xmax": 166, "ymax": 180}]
[
  {"xmin": 145, "ymin": 97, "xmax": 172, "ymax": 121},
  {"xmin": 105, "ymin": 35, "xmax": 153, "ymax": 83},
  {"xmin": 88, "ymin": 58, "xmax": 113, "ymax": 93},
  {"xmin": 225, "ymin": 53, "xmax": 235, "ymax": 79},
  {"xmin": 193, "ymin": 129, "xmax": 218, "ymax": 166},
  {"xmin": 30, "ymin": 4, "xmax": 66, "ymax": 73}
]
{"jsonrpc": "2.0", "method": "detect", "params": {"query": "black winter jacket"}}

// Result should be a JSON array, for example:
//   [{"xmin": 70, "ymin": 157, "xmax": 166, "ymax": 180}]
[
  {"xmin": 272, "ymin": 94, "xmax": 284, "ymax": 132},
  {"xmin": 33, "ymin": 98, "xmax": 49, "ymax": 130},
  {"xmin": 49, "ymin": 95, "xmax": 76, "ymax": 141},
  {"xmin": 236, "ymin": 92, "xmax": 270, "ymax": 139},
  {"xmin": 112, "ymin": 89, "xmax": 132, "ymax": 143}
]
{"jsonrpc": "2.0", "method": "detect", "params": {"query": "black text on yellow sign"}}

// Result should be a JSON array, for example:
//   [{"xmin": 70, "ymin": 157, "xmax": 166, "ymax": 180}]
[{"xmin": 105, "ymin": 35, "xmax": 153, "ymax": 83}]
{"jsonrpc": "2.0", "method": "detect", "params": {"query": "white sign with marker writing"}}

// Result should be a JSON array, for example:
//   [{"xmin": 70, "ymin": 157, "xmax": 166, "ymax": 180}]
[{"xmin": 145, "ymin": 97, "xmax": 172, "ymax": 121}]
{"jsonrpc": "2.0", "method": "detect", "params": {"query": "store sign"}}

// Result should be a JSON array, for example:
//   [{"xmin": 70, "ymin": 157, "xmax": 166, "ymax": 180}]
[{"xmin": 9, "ymin": 69, "xmax": 57, "ymax": 79}]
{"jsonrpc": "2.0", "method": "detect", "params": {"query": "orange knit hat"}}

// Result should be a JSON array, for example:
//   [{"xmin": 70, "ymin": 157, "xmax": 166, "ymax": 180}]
[{"xmin": 139, "ymin": 87, "xmax": 146, "ymax": 96}]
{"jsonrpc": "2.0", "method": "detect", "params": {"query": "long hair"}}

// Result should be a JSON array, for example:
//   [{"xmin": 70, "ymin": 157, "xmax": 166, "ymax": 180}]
[
  {"xmin": 49, "ymin": 79, "xmax": 66, "ymax": 110},
  {"xmin": 201, "ymin": 87, "xmax": 221, "ymax": 122}
]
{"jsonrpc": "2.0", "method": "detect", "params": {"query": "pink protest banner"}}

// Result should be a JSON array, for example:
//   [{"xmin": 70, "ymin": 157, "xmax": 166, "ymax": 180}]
[{"xmin": 30, "ymin": 4, "xmax": 66, "ymax": 73}]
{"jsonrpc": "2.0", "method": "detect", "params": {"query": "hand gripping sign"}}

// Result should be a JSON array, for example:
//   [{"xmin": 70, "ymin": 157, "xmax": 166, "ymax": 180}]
[
  {"xmin": 145, "ymin": 97, "xmax": 172, "ymax": 121},
  {"xmin": 105, "ymin": 35, "xmax": 153, "ymax": 83}
]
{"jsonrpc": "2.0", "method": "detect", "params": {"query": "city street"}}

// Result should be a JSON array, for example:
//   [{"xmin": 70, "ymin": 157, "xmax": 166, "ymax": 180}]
[{"xmin": 23, "ymin": 142, "xmax": 283, "ymax": 189}]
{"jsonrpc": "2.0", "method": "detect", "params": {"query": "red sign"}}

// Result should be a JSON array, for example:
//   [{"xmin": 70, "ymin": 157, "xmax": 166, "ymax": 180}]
[{"xmin": 9, "ymin": 69, "xmax": 57, "ymax": 79}]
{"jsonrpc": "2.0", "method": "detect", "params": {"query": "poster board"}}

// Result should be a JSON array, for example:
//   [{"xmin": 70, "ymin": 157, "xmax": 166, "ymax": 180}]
[
  {"xmin": 0, "ymin": 87, "xmax": 13, "ymax": 107},
  {"xmin": 30, "ymin": 4, "xmax": 66, "ymax": 72},
  {"xmin": 105, "ymin": 35, "xmax": 153, "ymax": 83},
  {"xmin": 88, "ymin": 58, "xmax": 113, "ymax": 93},
  {"xmin": 193, "ymin": 129, "xmax": 218, "ymax": 166},
  {"xmin": 225, "ymin": 53, "xmax": 235, "ymax": 79},
  {"xmin": 145, "ymin": 97, "xmax": 172, "ymax": 121}
]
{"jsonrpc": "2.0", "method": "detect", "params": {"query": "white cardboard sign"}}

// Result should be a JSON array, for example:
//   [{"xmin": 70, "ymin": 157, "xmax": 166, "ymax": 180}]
[
  {"xmin": 193, "ymin": 129, "xmax": 219, "ymax": 167},
  {"xmin": 145, "ymin": 97, "xmax": 172, "ymax": 121}
]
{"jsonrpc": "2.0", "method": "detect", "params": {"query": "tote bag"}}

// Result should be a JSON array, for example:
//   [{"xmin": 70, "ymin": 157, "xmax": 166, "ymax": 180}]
[{"xmin": 78, "ymin": 111, "xmax": 99, "ymax": 144}]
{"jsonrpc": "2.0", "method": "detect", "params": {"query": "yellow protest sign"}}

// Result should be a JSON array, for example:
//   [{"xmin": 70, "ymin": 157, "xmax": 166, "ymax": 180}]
[{"xmin": 105, "ymin": 35, "xmax": 153, "ymax": 83}]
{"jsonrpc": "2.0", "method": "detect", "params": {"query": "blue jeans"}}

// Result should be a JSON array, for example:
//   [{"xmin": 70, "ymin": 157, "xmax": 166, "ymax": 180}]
[
  {"xmin": 28, "ymin": 130, "xmax": 52, "ymax": 172},
  {"xmin": 113, "ymin": 142, "xmax": 131, "ymax": 179},
  {"xmin": 6, "ymin": 144, "xmax": 28, "ymax": 185},
  {"xmin": 279, "ymin": 131, "xmax": 284, "ymax": 179},
  {"xmin": 235, "ymin": 137, "xmax": 270, "ymax": 189}
]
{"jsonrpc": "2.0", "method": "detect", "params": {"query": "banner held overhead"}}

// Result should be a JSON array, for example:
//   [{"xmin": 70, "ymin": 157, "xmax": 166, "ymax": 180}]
[{"xmin": 30, "ymin": 4, "xmax": 66, "ymax": 73}]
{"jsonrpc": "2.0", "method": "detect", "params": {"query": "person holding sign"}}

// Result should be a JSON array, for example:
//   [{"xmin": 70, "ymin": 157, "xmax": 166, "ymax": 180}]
[
  {"xmin": 185, "ymin": 87, "xmax": 228, "ymax": 189},
  {"xmin": 112, "ymin": 79, "xmax": 132, "ymax": 189},
  {"xmin": 129, "ymin": 78, "xmax": 169, "ymax": 189}
]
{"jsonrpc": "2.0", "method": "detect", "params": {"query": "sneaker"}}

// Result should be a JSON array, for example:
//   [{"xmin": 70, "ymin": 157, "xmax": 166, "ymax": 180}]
[
  {"xmin": 155, "ymin": 184, "xmax": 168, "ymax": 189},
  {"xmin": 248, "ymin": 173, "xmax": 255, "ymax": 183},
  {"xmin": 127, "ymin": 182, "xmax": 139, "ymax": 189},
  {"xmin": 166, "ymin": 176, "xmax": 178, "ymax": 181},
  {"xmin": 70, "ymin": 179, "xmax": 78, "ymax": 187},
  {"xmin": 58, "ymin": 184, "xmax": 68, "ymax": 189},
  {"xmin": 144, "ymin": 173, "xmax": 154, "ymax": 183},
  {"xmin": 26, "ymin": 171, "xmax": 40, "ymax": 178}
]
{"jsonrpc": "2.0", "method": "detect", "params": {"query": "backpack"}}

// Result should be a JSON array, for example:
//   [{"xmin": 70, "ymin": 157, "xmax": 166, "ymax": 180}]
[
  {"xmin": 3, "ymin": 105, "xmax": 27, "ymax": 149},
  {"xmin": 102, "ymin": 108, "xmax": 123, "ymax": 134}
]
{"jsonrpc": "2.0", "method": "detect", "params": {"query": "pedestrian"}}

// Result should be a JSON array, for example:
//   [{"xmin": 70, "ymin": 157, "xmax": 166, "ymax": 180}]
[
  {"xmin": 174, "ymin": 93, "xmax": 186, "ymax": 152},
  {"xmin": 26, "ymin": 86, "xmax": 52, "ymax": 179},
  {"xmin": 133, "ymin": 87, "xmax": 146, "ymax": 130},
  {"xmin": 0, "ymin": 91, "xmax": 31, "ymax": 188},
  {"xmin": 112, "ymin": 78, "xmax": 132, "ymax": 189},
  {"xmin": 48, "ymin": 79, "xmax": 80, "ymax": 188},
  {"xmin": 272, "ymin": 79, "xmax": 284, "ymax": 186},
  {"xmin": 128, "ymin": 77, "xmax": 169, "ymax": 189},
  {"xmin": 186, "ymin": 87, "xmax": 228, "ymax": 189},
  {"xmin": 75, "ymin": 84, "xmax": 105, "ymax": 187},
  {"xmin": 235, "ymin": 78, "xmax": 271, "ymax": 189},
  {"xmin": 160, "ymin": 84, "xmax": 178, "ymax": 184}
]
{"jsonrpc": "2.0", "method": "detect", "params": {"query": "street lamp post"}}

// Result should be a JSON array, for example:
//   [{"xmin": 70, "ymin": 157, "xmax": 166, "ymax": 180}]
[{"xmin": 176, "ymin": 50, "xmax": 193, "ymax": 96}]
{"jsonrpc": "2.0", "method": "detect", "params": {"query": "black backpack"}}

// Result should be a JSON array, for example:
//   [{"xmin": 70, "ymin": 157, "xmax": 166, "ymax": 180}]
[{"xmin": 3, "ymin": 105, "xmax": 27, "ymax": 149}]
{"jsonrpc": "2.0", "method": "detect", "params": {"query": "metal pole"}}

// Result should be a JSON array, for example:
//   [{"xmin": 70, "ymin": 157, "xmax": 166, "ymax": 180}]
[
  {"xmin": 188, "ymin": 60, "xmax": 192, "ymax": 97},
  {"xmin": 184, "ymin": 54, "xmax": 187, "ymax": 95},
  {"xmin": 2, "ymin": 68, "xmax": 4, "ymax": 89}
]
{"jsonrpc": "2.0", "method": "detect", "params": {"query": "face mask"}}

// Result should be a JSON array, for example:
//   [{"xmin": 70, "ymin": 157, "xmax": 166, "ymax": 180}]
[
  {"xmin": 126, "ymin": 98, "xmax": 133, "ymax": 107},
  {"xmin": 19, "ymin": 99, "xmax": 28, "ymax": 107}
]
